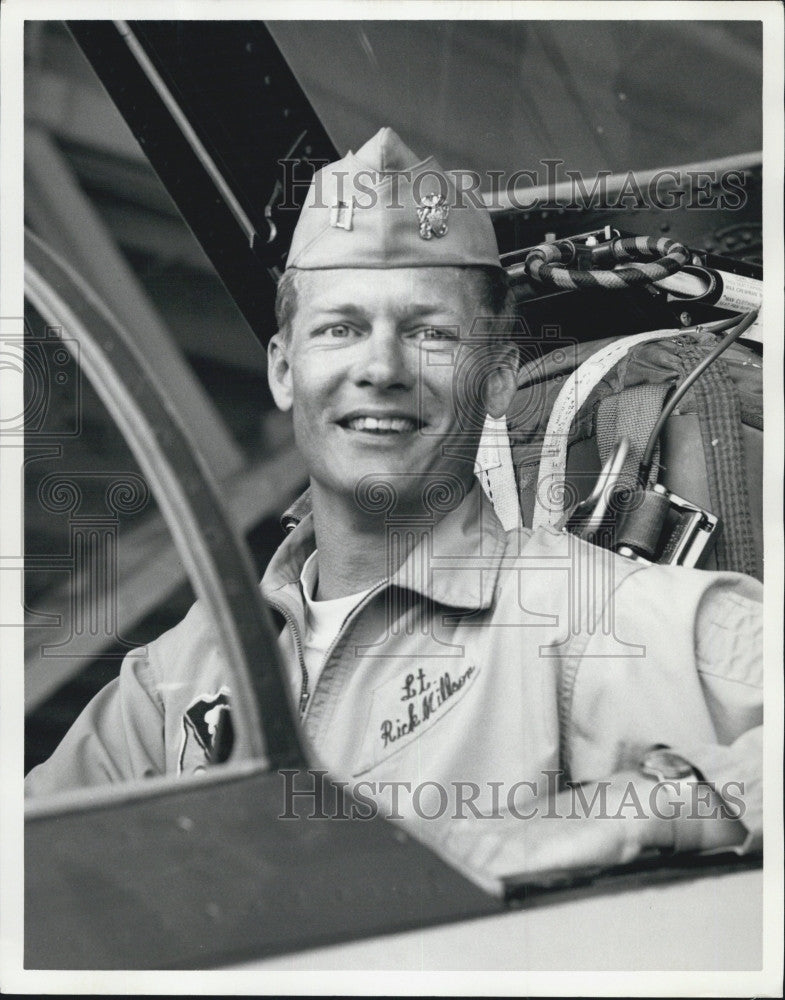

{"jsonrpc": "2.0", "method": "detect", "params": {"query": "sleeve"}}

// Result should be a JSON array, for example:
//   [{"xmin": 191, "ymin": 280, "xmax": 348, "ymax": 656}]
[
  {"xmin": 667, "ymin": 576, "xmax": 763, "ymax": 853},
  {"xmin": 24, "ymin": 647, "xmax": 166, "ymax": 798},
  {"xmin": 566, "ymin": 563, "xmax": 763, "ymax": 853}
]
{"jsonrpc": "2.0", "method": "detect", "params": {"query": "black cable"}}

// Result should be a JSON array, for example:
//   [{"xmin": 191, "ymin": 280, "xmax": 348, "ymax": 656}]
[
  {"xmin": 693, "ymin": 313, "xmax": 751, "ymax": 335},
  {"xmin": 637, "ymin": 308, "xmax": 760, "ymax": 485}
]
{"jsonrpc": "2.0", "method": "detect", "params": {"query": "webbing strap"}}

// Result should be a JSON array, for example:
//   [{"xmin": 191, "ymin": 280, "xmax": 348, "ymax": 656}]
[
  {"xmin": 595, "ymin": 383, "xmax": 670, "ymax": 492},
  {"xmin": 672, "ymin": 339, "xmax": 757, "ymax": 576},
  {"xmin": 532, "ymin": 327, "xmax": 688, "ymax": 529},
  {"xmin": 475, "ymin": 414, "xmax": 522, "ymax": 531}
]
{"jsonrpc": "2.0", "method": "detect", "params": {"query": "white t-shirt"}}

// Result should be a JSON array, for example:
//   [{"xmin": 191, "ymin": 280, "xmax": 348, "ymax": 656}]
[{"xmin": 299, "ymin": 551, "xmax": 373, "ymax": 692}]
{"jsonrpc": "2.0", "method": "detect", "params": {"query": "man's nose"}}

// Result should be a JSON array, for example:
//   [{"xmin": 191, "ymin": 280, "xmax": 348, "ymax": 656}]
[{"xmin": 354, "ymin": 328, "xmax": 413, "ymax": 390}]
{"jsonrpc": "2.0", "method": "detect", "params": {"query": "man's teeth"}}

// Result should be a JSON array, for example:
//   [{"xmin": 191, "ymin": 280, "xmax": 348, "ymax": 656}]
[{"xmin": 346, "ymin": 416, "xmax": 417, "ymax": 432}]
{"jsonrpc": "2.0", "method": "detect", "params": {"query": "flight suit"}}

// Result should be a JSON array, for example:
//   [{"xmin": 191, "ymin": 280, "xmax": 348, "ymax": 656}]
[{"xmin": 26, "ymin": 486, "xmax": 762, "ymax": 867}]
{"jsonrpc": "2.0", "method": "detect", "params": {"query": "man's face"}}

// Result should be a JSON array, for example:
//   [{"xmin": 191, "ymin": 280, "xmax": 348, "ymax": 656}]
[{"xmin": 268, "ymin": 267, "xmax": 515, "ymax": 512}]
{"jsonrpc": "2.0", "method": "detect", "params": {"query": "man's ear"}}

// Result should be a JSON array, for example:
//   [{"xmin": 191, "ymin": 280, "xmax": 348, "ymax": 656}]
[
  {"xmin": 483, "ymin": 344, "xmax": 519, "ymax": 419},
  {"xmin": 267, "ymin": 333, "xmax": 294, "ymax": 412}
]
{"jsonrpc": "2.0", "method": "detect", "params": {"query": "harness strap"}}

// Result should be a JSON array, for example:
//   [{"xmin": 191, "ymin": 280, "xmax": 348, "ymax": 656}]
[
  {"xmin": 595, "ymin": 382, "xmax": 670, "ymax": 492},
  {"xmin": 475, "ymin": 414, "xmax": 522, "ymax": 531},
  {"xmin": 672, "ymin": 338, "xmax": 757, "ymax": 576},
  {"xmin": 532, "ymin": 327, "xmax": 688, "ymax": 529}
]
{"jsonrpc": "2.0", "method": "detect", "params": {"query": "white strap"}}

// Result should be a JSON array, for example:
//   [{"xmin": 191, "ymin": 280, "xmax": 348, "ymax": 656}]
[
  {"xmin": 475, "ymin": 414, "xmax": 522, "ymax": 531},
  {"xmin": 531, "ymin": 327, "xmax": 688, "ymax": 529}
]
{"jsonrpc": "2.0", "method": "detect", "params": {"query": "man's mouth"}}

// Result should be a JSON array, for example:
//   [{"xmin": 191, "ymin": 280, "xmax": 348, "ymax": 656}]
[{"xmin": 339, "ymin": 415, "xmax": 422, "ymax": 434}]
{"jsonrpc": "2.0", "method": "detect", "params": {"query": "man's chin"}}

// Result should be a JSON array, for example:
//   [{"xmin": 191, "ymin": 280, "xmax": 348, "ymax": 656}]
[{"xmin": 314, "ymin": 461, "xmax": 473, "ymax": 519}]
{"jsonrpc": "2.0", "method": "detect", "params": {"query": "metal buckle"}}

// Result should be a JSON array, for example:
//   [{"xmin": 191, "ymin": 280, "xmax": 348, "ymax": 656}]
[
  {"xmin": 562, "ymin": 438, "xmax": 628, "ymax": 542},
  {"xmin": 563, "ymin": 439, "xmax": 720, "ymax": 568},
  {"xmin": 617, "ymin": 486, "xmax": 720, "ymax": 568}
]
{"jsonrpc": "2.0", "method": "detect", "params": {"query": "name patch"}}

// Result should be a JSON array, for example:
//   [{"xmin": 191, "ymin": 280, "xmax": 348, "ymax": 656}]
[{"xmin": 356, "ymin": 664, "xmax": 480, "ymax": 775}]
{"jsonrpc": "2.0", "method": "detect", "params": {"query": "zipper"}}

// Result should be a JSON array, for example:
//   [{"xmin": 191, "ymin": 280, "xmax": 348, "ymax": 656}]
[
  {"xmin": 268, "ymin": 579, "xmax": 388, "ymax": 721},
  {"xmin": 313, "ymin": 578, "xmax": 388, "ymax": 713},
  {"xmin": 265, "ymin": 596, "xmax": 310, "ymax": 716}
]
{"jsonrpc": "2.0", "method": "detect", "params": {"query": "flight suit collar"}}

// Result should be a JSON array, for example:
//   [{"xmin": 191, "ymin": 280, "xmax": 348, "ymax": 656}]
[{"xmin": 262, "ymin": 483, "xmax": 509, "ymax": 611}]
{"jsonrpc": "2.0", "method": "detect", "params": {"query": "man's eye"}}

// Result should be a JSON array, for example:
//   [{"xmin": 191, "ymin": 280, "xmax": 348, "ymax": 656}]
[{"xmin": 318, "ymin": 324, "xmax": 354, "ymax": 339}]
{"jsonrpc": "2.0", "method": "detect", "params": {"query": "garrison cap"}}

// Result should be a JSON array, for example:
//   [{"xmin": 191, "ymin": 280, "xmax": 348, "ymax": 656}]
[{"xmin": 286, "ymin": 127, "xmax": 501, "ymax": 270}]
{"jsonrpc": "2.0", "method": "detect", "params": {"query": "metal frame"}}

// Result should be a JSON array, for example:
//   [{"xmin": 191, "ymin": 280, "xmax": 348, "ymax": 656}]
[
  {"xmin": 66, "ymin": 20, "xmax": 338, "ymax": 346},
  {"xmin": 24, "ymin": 230, "xmax": 303, "ymax": 768}
]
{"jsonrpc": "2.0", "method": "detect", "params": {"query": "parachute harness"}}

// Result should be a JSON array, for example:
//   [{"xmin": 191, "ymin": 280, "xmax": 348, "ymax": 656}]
[{"xmin": 523, "ymin": 235, "xmax": 690, "ymax": 291}]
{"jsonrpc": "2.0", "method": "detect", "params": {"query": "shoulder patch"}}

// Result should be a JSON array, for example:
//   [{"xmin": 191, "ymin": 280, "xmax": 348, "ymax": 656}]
[{"xmin": 178, "ymin": 688, "xmax": 234, "ymax": 775}]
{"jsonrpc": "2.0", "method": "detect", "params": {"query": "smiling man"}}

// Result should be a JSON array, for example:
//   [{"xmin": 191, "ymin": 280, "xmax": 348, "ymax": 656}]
[
  {"xmin": 267, "ymin": 264, "xmax": 516, "ymax": 600},
  {"xmin": 26, "ymin": 129, "xmax": 763, "ymax": 886}
]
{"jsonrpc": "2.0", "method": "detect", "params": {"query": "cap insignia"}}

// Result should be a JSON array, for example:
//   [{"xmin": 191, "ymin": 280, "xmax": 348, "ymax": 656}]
[{"xmin": 416, "ymin": 193, "xmax": 449, "ymax": 240}]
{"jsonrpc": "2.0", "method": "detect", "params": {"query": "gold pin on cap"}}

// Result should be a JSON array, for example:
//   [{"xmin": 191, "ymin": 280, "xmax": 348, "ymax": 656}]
[{"xmin": 417, "ymin": 193, "xmax": 449, "ymax": 240}]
